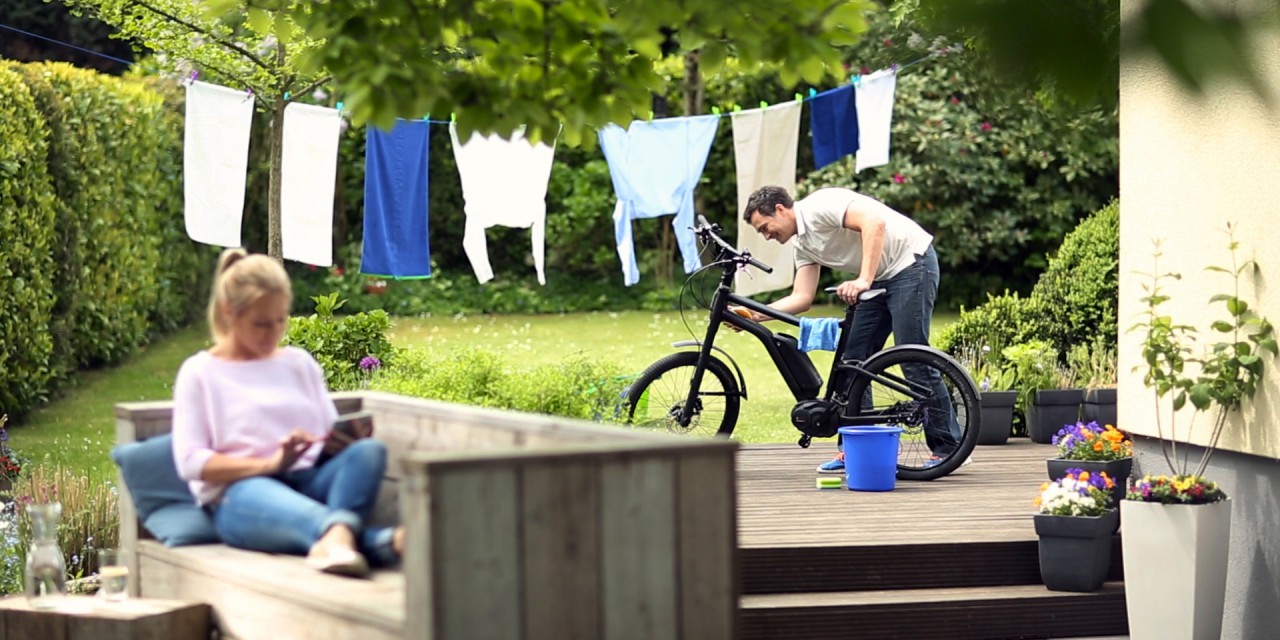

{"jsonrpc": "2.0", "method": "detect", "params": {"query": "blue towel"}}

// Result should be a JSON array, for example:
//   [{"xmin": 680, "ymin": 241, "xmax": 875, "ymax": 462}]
[
  {"xmin": 599, "ymin": 116, "xmax": 720, "ymax": 286},
  {"xmin": 799, "ymin": 318, "xmax": 842, "ymax": 352},
  {"xmin": 361, "ymin": 119, "xmax": 432, "ymax": 278},
  {"xmin": 809, "ymin": 84, "xmax": 859, "ymax": 170}
]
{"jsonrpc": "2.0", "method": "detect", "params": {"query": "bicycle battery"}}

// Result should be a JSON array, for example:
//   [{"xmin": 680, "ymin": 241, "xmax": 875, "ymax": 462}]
[{"xmin": 773, "ymin": 333, "xmax": 822, "ymax": 395}]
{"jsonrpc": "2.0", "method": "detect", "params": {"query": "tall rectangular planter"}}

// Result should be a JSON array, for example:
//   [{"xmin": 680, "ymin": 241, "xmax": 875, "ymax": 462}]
[
  {"xmin": 1082, "ymin": 387, "xmax": 1118, "ymax": 426},
  {"xmin": 978, "ymin": 391, "xmax": 1016, "ymax": 445},
  {"xmin": 1026, "ymin": 389, "xmax": 1084, "ymax": 444},
  {"xmin": 1121, "ymin": 499, "xmax": 1232, "ymax": 640}
]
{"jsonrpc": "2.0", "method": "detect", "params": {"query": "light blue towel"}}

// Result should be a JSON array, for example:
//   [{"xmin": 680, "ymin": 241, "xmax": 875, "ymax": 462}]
[
  {"xmin": 599, "ymin": 116, "xmax": 720, "ymax": 286},
  {"xmin": 809, "ymin": 84, "xmax": 858, "ymax": 170},
  {"xmin": 361, "ymin": 119, "xmax": 432, "ymax": 279},
  {"xmin": 799, "ymin": 318, "xmax": 842, "ymax": 352}
]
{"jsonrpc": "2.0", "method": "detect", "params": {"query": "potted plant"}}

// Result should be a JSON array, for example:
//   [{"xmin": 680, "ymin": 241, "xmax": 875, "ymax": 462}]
[
  {"xmin": 957, "ymin": 345, "xmax": 1017, "ymax": 445},
  {"xmin": 1070, "ymin": 339, "xmax": 1118, "ymax": 426},
  {"xmin": 1047, "ymin": 421, "xmax": 1132, "ymax": 507},
  {"xmin": 1033, "ymin": 468, "xmax": 1119, "ymax": 592},
  {"xmin": 1004, "ymin": 340, "xmax": 1081, "ymax": 443},
  {"xmin": 1124, "ymin": 227, "xmax": 1277, "ymax": 640}
]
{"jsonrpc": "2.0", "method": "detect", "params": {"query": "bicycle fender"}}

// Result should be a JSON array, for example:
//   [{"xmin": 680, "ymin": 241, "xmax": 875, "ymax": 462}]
[{"xmin": 671, "ymin": 340, "xmax": 749, "ymax": 400}]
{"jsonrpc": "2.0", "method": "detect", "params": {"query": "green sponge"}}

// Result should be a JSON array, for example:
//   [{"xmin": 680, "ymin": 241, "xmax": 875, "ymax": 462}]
[{"xmin": 815, "ymin": 476, "xmax": 843, "ymax": 489}]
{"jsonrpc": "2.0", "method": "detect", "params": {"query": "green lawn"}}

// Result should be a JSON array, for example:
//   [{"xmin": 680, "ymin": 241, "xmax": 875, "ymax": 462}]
[{"xmin": 10, "ymin": 307, "xmax": 957, "ymax": 476}]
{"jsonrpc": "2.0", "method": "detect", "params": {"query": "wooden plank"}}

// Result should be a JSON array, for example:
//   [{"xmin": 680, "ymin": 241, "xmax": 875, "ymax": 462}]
[
  {"xmin": 520, "ymin": 460, "xmax": 602, "ymax": 640},
  {"xmin": 429, "ymin": 465, "xmax": 521, "ymax": 640},
  {"xmin": 0, "ymin": 597, "xmax": 210, "ymax": 640},
  {"xmin": 676, "ymin": 450, "xmax": 738, "ymax": 640},
  {"xmin": 600, "ymin": 456, "xmax": 678, "ymax": 640}
]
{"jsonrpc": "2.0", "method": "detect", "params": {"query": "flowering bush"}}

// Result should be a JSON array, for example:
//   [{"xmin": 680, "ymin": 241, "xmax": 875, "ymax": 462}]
[
  {"xmin": 1052, "ymin": 421, "xmax": 1133, "ymax": 462},
  {"xmin": 1127, "ymin": 474, "xmax": 1227, "ymax": 505},
  {"xmin": 1035, "ymin": 469, "xmax": 1116, "ymax": 517},
  {"xmin": 0, "ymin": 415, "xmax": 25, "ymax": 482}
]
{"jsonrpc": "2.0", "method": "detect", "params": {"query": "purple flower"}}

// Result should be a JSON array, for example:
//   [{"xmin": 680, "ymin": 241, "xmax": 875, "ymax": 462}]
[
  {"xmin": 359, "ymin": 356, "xmax": 382, "ymax": 371},
  {"xmin": 0, "ymin": 428, "xmax": 8, "ymax": 442}
]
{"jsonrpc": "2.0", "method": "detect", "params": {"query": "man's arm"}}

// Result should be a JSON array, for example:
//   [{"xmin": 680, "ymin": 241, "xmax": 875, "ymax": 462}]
[
  {"xmin": 740, "ymin": 263, "xmax": 820, "ymax": 322},
  {"xmin": 833, "ymin": 199, "xmax": 886, "ymax": 303}
]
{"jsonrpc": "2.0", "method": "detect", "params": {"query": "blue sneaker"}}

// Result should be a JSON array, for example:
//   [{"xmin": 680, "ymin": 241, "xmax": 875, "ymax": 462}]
[{"xmin": 817, "ymin": 452, "xmax": 845, "ymax": 474}]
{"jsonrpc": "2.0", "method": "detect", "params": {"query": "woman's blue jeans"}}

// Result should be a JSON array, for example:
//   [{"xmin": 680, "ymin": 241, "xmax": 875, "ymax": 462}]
[
  {"xmin": 211, "ymin": 439, "xmax": 399, "ymax": 566},
  {"xmin": 839, "ymin": 246, "xmax": 962, "ymax": 456}
]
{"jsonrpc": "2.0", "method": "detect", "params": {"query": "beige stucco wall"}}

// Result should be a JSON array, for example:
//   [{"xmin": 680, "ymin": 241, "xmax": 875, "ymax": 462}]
[{"xmin": 1119, "ymin": 1, "xmax": 1280, "ymax": 462}]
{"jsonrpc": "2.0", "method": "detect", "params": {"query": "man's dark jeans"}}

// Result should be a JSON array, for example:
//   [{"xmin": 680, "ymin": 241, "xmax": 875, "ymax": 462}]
[{"xmin": 839, "ymin": 246, "xmax": 961, "ymax": 455}]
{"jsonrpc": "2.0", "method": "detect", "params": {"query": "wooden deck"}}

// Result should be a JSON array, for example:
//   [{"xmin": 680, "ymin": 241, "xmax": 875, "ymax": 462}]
[
  {"xmin": 738, "ymin": 438, "xmax": 1055, "ymax": 549},
  {"xmin": 735, "ymin": 438, "xmax": 1130, "ymax": 639}
]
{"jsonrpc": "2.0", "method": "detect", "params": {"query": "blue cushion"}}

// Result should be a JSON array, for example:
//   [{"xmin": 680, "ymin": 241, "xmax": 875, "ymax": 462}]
[{"xmin": 111, "ymin": 434, "xmax": 220, "ymax": 547}]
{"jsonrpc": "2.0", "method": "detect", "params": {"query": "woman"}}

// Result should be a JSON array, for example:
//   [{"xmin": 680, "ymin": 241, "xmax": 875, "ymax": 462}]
[{"xmin": 172, "ymin": 248, "xmax": 401, "ymax": 576}]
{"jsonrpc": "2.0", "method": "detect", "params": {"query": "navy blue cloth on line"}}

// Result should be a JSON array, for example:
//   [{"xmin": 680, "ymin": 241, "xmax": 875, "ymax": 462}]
[
  {"xmin": 362, "ymin": 119, "xmax": 432, "ymax": 278},
  {"xmin": 799, "ymin": 317, "xmax": 842, "ymax": 352},
  {"xmin": 809, "ymin": 84, "xmax": 859, "ymax": 170}
]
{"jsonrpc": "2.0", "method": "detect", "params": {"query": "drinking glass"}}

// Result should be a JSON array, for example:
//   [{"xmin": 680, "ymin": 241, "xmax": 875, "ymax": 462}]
[{"xmin": 97, "ymin": 548, "xmax": 129, "ymax": 601}]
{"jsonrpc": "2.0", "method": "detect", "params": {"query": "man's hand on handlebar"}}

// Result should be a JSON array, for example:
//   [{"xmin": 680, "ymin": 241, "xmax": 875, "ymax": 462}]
[{"xmin": 834, "ymin": 278, "xmax": 874, "ymax": 304}]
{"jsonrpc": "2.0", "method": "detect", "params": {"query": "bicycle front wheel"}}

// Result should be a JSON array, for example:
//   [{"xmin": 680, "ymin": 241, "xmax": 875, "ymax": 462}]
[
  {"xmin": 845, "ymin": 345, "xmax": 979, "ymax": 481},
  {"xmin": 626, "ymin": 351, "xmax": 741, "ymax": 437}
]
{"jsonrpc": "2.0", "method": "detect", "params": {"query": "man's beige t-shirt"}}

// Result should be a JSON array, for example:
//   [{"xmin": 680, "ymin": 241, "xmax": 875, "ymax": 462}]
[{"xmin": 792, "ymin": 187, "xmax": 933, "ymax": 280}]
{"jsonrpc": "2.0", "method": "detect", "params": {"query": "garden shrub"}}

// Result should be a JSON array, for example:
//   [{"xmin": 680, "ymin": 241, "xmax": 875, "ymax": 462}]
[
  {"xmin": 0, "ymin": 65, "xmax": 57, "ymax": 417},
  {"xmin": 1030, "ymin": 199, "xmax": 1119, "ymax": 354},
  {"xmin": 371, "ymin": 347, "xmax": 628, "ymax": 423},
  {"xmin": 9, "ymin": 465, "xmax": 120, "ymax": 593},
  {"xmin": 285, "ymin": 293, "xmax": 397, "ymax": 391}
]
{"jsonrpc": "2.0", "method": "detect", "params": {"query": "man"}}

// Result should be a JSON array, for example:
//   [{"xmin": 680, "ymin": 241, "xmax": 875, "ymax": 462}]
[{"xmin": 738, "ymin": 185, "xmax": 961, "ymax": 473}]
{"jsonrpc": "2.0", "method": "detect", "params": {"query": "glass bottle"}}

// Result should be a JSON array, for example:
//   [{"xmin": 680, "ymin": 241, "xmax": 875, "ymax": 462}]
[{"xmin": 24, "ymin": 502, "xmax": 67, "ymax": 609}]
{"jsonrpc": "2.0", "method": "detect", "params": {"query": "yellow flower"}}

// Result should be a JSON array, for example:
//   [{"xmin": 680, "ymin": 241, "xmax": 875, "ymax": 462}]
[{"xmin": 1173, "ymin": 477, "xmax": 1194, "ymax": 492}]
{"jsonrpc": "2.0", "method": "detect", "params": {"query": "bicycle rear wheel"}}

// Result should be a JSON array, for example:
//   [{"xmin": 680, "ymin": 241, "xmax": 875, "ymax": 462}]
[
  {"xmin": 845, "ymin": 345, "xmax": 979, "ymax": 480},
  {"xmin": 626, "ymin": 351, "xmax": 741, "ymax": 437}
]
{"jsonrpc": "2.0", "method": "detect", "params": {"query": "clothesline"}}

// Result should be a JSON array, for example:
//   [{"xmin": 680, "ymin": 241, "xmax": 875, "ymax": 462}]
[{"xmin": 0, "ymin": 22, "xmax": 135, "ymax": 66}]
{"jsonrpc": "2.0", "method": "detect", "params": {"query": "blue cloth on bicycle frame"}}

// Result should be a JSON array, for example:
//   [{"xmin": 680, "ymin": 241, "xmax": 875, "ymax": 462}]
[
  {"xmin": 599, "ymin": 116, "xmax": 720, "ymax": 286},
  {"xmin": 809, "ymin": 84, "xmax": 859, "ymax": 170},
  {"xmin": 799, "ymin": 318, "xmax": 842, "ymax": 352},
  {"xmin": 361, "ymin": 119, "xmax": 432, "ymax": 278}
]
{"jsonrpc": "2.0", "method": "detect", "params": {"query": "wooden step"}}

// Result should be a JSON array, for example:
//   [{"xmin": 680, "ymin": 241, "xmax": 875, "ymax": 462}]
[
  {"xmin": 740, "ymin": 582, "xmax": 1129, "ymax": 640},
  {"xmin": 742, "ymin": 538, "xmax": 1124, "ymax": 594}
]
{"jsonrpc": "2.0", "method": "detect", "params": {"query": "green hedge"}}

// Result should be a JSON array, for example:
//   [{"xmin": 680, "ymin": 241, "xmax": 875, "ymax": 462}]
[
  {"xmin": 0, "ymin": 62, "xmax": 211, "ymax": 421},
  {"xmin": 0, "ymin": 66, "xmax": 58, "ymax": 414}
]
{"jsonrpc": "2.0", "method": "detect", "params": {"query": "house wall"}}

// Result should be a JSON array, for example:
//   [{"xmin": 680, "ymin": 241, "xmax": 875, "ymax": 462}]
[{"xmin": 1121, "ymin": 1, "xmax": 1280, "ymax": 637}]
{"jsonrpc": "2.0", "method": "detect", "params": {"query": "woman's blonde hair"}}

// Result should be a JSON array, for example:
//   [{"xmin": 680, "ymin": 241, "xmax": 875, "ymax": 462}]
[{"xmin": 207, "ymin": 248, "xmax": 292, "ymax": 342}]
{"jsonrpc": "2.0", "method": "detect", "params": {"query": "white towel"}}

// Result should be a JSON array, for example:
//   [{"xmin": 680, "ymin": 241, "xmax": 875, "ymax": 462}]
[
  {"xmin": 855, "ymin": 69, "xmax": 898, "ymax": 173},
  {"xmin": 183, "ymin": 81, "xmax": 253, "ymax": 247},
  {"xmin": 281, "ymin": 103, "xmax": 342, "ymax": 266},
  {"xmin": 731, "ymin": 101, "xmax": 801, "ymax": 297},
  {"xmin": 449, "ymin": 123, "xmax": 557, "ymax": 284}
]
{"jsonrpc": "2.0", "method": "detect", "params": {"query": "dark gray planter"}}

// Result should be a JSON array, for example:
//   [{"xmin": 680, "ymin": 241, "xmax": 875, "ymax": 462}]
[
  {"xmin": 1027, "ymin": 389, "xmax": 1084, "ymax": 444},
  {"xmin": 1082, "ymin": 387, "xmax": 1118, "ymax": 427},
  {"xmin": 1046, "ymin": 458, "xmax": 1133, "ymax": 510},
  {"xmin": 978, "ymin": 391, "xmax": 1016, "ymax": 445},
  {"xmin": 1035, "ymin": 509, "xmax": 1119, "ymax": 592}
]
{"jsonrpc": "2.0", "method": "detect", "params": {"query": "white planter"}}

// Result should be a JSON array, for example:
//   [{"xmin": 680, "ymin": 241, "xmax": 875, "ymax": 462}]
[{"xmin": 1121, "ymin": 498, "xmax": 1232, "ymax": 640}]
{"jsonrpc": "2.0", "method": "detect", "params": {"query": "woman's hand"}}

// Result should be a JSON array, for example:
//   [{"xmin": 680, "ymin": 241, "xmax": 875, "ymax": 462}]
[{"xmin": 269, "ymin": 429, "xmax": 317, "ymax": 474}]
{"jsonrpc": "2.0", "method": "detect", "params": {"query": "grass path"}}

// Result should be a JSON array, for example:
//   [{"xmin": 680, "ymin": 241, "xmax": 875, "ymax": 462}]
[{"xmin": 11, "ymin": 307, "xmax": 957, "ymax": 477}]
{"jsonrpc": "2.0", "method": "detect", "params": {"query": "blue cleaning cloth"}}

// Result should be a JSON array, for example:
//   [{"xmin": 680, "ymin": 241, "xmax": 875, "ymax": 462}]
[
  {"xmin": 361, "ymin": 119, "xmax": 432, "ymax": 278},
  {"xmin": 599, "ymin": 116, "xmax": 720, "ymax": 286},
  {"xmin": 799, "ymin": 317, "xmax": 842, "ymax": 352},
  {"xmin": 809, "ymin": 84, "xmax": 859, "ymax": 170}
]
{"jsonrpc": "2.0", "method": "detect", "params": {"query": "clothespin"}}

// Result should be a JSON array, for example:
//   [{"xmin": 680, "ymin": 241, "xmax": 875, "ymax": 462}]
[
  {"xmin": 244, "ymin": 88, "xmax": 254, "ymax": 102},
  {"xmin": 794, "ymin": 92, "xmax": 803, "ymax": 103},
  {"xmin": 809, "ymin": 88, "xmax": 817, "ymax": 98},
  {"xmin": 759, "ymin": 101, "xmax": 768, "ymax": 109},
  {"xmin": 450, "ymin": 112, "xmax": 457, "ymax": 122},
  {"xmin": 646, "ymin": 110, "xmax": 654, "ymax": 121},
  {"xmin": 711, "ymin": 106, "xmax": 721, "ymax": 115},
  {"xmin": 732, "ymin": 104, "xmax": 741, "ymax": 112},
  {"xmin": 851, "ymin": 74, "xmax": 862, "ymax": 87},
  {"xmin": 184, "ymin": 70, "xmax": 199, "ymax": 86},
  {"xmin": 335, "ymin": 101, "xmax": 344, "ymax": 112},
  {"xmin": 424, "ymin": 113, "xmax": 430, "ymax": 121},
  {"xmin": 890, "ymin": 63, "xmax": 900, "ymax": 72},
  {"xmin": 283, "ymin": 91, "xmax": 291, "ymax": 101}
]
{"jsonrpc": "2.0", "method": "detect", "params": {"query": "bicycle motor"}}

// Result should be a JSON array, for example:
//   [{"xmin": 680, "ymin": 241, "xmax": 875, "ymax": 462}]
[{"xmin": 790, "ymin": 399, "xmax": 841, "ymax": 447}]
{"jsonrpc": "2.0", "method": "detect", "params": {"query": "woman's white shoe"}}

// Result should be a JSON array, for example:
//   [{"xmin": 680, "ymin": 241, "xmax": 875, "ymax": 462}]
[{"xmin": 306, "ymin": 544, "xmax": 369, "ymax": 577}]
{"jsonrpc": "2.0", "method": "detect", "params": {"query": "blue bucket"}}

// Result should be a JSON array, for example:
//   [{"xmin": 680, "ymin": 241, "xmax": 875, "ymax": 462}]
[{"xmin": 838, "ymin": 426, "xmax": 903, "ymax": 491}]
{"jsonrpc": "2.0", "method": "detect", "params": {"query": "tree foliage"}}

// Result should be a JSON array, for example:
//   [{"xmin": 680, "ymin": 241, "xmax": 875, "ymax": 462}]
[{"xmin": 236, "ymin": 0, "xmax": 877, "ymax": 145}]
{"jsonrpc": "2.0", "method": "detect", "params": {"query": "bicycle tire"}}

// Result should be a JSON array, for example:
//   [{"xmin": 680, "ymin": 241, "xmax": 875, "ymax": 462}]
[
  {"xmin": 626, "ymin": 351, "xmax": 741, "ymax": 437},
  {"xmin": 845, "ymin": 344, "xmax": 980, "ymax": 481}
]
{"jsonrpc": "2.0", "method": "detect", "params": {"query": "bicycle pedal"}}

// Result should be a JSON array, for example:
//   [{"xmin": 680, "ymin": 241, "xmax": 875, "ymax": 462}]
[{"xmin": 798, "ymin": 435, "xmax": 812, "ymax": 449}]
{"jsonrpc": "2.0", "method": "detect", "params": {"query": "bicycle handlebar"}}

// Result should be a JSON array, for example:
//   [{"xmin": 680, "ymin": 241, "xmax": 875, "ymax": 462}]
[{"xmin": 696, "ymin": 215, "xmax": 773, "ymax": 274}]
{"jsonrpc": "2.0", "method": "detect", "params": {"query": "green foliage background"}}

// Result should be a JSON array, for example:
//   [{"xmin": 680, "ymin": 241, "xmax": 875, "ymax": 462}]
[{"xmin": 0, "ymin": 62, "xmax": 212, "ymax": 422}]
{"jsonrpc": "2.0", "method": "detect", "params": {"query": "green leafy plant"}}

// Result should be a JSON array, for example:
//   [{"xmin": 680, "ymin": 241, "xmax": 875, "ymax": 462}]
[
  {"xmin": 1129, "ymin": 224, "xmax": 1278, "ymax": 491},
  {"xmin": 8, "ymin": 465, "xmax": 119, "ymax": 594},
  {"xmin": 955, "ymin": 345, "xmax": 1015, "ymax": 392},
  {"xmin": 1002, "ymin": 340, "xmax": 1058, "ymax": 416},
  {"xmin": 285, "ymin": 293, "xmax": 397, "ymax": 391},
  {"xmin": 1068, "ymin": 338, "xmax": 1117, "ymax": 390}
]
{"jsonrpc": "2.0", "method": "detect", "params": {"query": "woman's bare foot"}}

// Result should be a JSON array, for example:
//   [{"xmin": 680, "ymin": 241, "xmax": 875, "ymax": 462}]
[{"xmin": 392, "ymin": 526, "xmax": 405, "ymax": 556}]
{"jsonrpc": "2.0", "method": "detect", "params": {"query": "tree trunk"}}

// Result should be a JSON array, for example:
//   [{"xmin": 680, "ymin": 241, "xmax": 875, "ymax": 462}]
[
  {"xmin": 683, "ymin": 51, "xmax": 703, "ymax": 116},
  {"xmin": 267, "ymin": 98, "xmax": 284, "ymax": 259}
]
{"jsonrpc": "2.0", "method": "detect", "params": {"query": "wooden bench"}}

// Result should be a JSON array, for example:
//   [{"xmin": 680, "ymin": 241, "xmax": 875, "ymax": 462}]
[{"xmin": 116, "ymin": 391, "xmax": 738, "ymax": 640}]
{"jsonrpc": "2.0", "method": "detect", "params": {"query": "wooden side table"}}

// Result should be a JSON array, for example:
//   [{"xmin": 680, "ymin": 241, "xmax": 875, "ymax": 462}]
[{"xmin": 0, "ymin": 596, "xmax": 211, "ymax": 639}]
